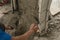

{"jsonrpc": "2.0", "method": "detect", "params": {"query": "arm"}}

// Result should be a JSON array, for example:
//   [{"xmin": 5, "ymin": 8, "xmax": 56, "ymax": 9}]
[
  {"xmin": 12, "ymin": 23, "xmax": 38, "ymax": 40},
  {"xmin": 12, "ymin": 30, "xmax": 34, "ymax": 40}
]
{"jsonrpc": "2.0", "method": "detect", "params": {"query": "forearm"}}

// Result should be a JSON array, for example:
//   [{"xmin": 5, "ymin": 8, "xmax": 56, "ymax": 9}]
[
  {"xmin": 22, "ymin": 30, "xmax": 34, "ymax": 39},
  {"xmin": 12, "ymin": 30, "xmax": 34, "ymax": 40},
  {"xmin": 11, "ymin": 23, "xmax": 38, "ymax": 40}
]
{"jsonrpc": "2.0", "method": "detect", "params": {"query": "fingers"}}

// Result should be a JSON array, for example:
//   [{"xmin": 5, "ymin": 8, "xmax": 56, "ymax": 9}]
[
  {"xmin": 33, "ymin": 24, "xmax": 39, "ymax": 32},
  {"xmin": 30, "ymin": 23, "xmax": 36, "ymax": 27},
  {"xmin": 4, "ymin": 25, "xmax": 14, "ymax": 30},
  {"xmin": 29, "ymin": 23, "xmax": 39, "ymax": 32},
  {"xmin": 30, "ymin": 23, "xmax": 36, "ymax": 30}
]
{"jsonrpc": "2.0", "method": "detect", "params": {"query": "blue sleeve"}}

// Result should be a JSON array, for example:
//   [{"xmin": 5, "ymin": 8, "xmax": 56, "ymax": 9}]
[{"xmin": 3, "ymin": 32, "xmax": 12, "ymax": 40}]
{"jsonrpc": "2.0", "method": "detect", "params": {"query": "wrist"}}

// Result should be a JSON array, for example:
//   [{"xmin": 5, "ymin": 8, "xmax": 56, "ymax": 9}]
[
  {"xmin": 29, "ymin": 30, "xmax": 35, "ymax": 33},
  {"xmin": 23, "ymin": 30, "xmax": 35, "ymax": 39}
]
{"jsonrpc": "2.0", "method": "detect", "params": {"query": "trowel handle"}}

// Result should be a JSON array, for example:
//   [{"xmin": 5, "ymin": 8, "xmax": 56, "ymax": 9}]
[{"xmin": 36, "ymin": 24, "xmax": 41, "ymax": 33}]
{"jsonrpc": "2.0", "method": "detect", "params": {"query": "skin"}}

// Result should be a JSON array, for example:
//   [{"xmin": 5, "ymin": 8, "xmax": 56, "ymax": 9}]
[{"xmin": 5, "ymin": 23, "xmax": 38, "ymax": 40}]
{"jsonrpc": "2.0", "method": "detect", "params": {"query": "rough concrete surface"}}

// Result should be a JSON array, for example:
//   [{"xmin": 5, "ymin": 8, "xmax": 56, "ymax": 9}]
[{"xmin": 0, "ymin": 0, "xmax": 60, "ymax": 40}]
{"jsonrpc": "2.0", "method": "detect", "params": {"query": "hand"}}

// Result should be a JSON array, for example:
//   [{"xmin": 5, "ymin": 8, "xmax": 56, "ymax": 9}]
[
  {"xmin": 29, "ymin": 23, "xmax": 39, "ymax": 33},
  {"xmin": 5, "ymin": 25, "xmax": 14, "ymax": 30}
]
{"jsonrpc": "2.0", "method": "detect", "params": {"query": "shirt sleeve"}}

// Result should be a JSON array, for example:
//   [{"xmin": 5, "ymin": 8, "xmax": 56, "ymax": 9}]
[{"xmin": 2, "ymin": 32, "xmax": 12, "ymax": 40}]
